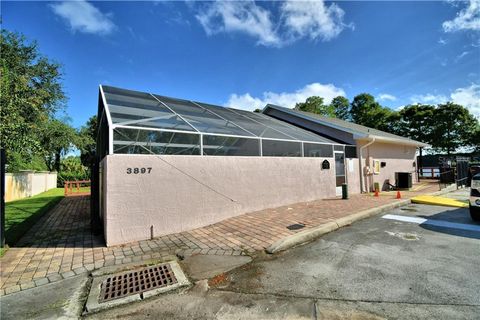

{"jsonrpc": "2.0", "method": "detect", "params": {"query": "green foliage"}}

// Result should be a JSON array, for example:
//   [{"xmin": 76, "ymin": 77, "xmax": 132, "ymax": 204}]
[
  {"xmin": 57, "ymin": 156, "xmax": 90, "ymax": 187},
  {"xmin": 398, "ymin": 104, "xmax": 436, "ymax": 145},
  {"xmin": 40, "ymin": 119, "xmax": 77, "ymax": 172},
  {"xmin": 0, "ymin": 30, "xmax": 66, "ymax": 171},
  {"xmin": 330, "ymin": 96, "xmax": 350, "ymax": 120},
  {"xmin": 349, "ymin": 93, "xmax": 398, "ymax": 133},
  {"xmin": 76, "ymin": 115, "xmax": 98, "ymax": 167},
  {"xmin": 297, "ymin": 93, "xmax": 479, "ymax": 155},
  {"xmin": 430, "ymin": 102, "xmax": 478, "ymax": 155},
  {"xmin": 294, "ymin": 96, "xmax": 335, "ymax": 117},
  {"xmin": 6, "ymin": 153, "xmax": 48, "ymax": 172}
]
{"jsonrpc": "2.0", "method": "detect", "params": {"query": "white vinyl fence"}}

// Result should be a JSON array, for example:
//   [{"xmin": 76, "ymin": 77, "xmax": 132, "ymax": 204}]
[{"xmin": 5, "ymin": 171, "xmax": 57, "ymax": 202}]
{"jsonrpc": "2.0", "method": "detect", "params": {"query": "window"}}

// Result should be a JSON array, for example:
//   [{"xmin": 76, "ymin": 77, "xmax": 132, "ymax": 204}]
[
  {"xmin": 262, "ymin": 140, "xmax": 302, "ymax": 157},
  {"xmin": 304, "ymin": 143, "xmax": 333, "ymax": 157}
]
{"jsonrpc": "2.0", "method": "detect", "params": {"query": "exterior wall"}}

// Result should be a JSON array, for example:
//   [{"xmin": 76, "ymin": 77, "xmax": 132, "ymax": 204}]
[
  {"xmin": 346, "ymin": 158, "xmax": 361, "ymax": 194},
  {"xmin": 102, "ymin": 154, "xmax": 339, "ymax": 246},
  {"xmin": 357, "ymin": 141, "xmax": 417, "ymax": 192},
  {"xmin": 5, "ymin": 171, "xmax": 57, "ymax": 202}
]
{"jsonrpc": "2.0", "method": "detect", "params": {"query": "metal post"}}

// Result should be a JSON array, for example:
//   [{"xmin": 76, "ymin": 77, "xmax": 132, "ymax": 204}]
[{"xmin": 1, "ymin": 149, "xmax": 5, "ymax": 248}]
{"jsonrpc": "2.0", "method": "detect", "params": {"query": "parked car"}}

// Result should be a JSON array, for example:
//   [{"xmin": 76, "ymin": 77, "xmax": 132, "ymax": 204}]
[{"xmin": 470, "ymin": 173, "xmax": 480, "ymax": 221}]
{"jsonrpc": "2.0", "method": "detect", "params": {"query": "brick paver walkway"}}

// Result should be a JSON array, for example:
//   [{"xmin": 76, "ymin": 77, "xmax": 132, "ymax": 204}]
[{"xmin": 0, "ymin": 181, "xmax": 440, "ymax": 296}]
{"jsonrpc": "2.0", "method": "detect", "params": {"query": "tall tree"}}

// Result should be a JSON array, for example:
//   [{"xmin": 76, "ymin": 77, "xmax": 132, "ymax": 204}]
[
  {"xmin": 294, "ymin": 96, "xmax": 335, "ymax": 117},
  {"xmin": 350, "ymin": 93, "xmax": 398, "ymax": 133},
  {"xmin": 398, "ymin": 104, "xmax": 436, "ymax": 144},
  {"xmin": 76, "ymin": 115, "xmax": 98, "ymax": 167},
  {"xmin": 330, "ymin": 96, "xmax": 350, "ymax": 120},
  {"xmin": 40, "ymin": 119, "xmax": 76, "ymax": 172},
  {"xmin": 431, "ymin": 102, "xmax": 478, "ymax": 155},
  {"xmin": 0, "ymin": 30, "xmax": 66, "ymax": 171}
]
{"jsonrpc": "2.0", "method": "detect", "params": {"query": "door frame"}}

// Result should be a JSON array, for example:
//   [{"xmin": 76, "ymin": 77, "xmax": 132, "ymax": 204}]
[{"xmin": 334, "ymin": 151, "xmax": 346, "ymax": 196}]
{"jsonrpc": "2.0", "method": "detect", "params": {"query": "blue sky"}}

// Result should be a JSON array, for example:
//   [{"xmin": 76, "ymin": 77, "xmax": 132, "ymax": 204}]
[{"xmin": 4, "ymin": 0, "xmax": 480, "ymax": 128}]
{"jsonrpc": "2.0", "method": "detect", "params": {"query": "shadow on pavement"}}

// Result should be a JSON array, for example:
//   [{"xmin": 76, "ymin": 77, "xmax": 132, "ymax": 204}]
[{"xmin": 417, "ymin": 207, "xmax": 480, "ymax": 240}]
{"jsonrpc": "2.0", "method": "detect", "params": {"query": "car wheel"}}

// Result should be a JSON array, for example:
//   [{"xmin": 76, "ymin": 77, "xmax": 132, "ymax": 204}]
[{"xmin": 470, "ymin": 205, "xmax": 480, "ymax": 221}]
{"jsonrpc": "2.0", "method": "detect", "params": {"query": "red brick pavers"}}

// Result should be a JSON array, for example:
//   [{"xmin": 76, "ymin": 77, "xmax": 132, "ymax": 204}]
[{"xmin": 0, "ymin": 180, "xmax": 440, "ymax": 296}]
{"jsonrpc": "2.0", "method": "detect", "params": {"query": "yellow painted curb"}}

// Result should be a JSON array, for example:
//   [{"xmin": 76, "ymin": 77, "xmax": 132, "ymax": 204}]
[{"xmin": 411, "ymin": 195, "xmax": 468, "ymax": 208}]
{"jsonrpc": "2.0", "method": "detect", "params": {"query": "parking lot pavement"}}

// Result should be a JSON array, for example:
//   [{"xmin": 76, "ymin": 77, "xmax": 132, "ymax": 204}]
[
  {"xmin": 217, "ymin": 203, "xmax": 480, "ymax": 319},
  {"xmin": 87, "ymin": 203, "xmax": 480, "ymax": 320}
]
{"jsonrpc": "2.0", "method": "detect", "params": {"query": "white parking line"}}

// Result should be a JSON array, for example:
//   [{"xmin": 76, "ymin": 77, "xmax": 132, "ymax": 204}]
[{"xmin": 382, "ymin": 214, "xmax": 480, "ymax": 232}]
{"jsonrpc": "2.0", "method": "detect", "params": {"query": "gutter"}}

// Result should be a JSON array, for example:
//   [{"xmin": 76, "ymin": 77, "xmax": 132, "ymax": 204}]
[
  {"xmin": 359, "ymin": 136, "xmax": 376, "ymax": 193},
  {"xmin": 355, "ymin": 135, "xmax": 429, "ymax": 148}
]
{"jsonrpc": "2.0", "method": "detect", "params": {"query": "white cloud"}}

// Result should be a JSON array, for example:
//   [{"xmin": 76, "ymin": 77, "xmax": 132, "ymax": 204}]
[
  {"xmin": 195, "ymin": 0, "xmax": 351, "ymax": 47},
  {"xmin": 377, "ymin": 93, "xmax": 397, "ymax": 101},
  {"xmin": 410, "ymin": 84, "xmax": 480, "ymax": 117},
  {"xmin": 451, "ymin": 84, "xmax": 480, "ymax": 117},
  {"xmin": 280, "ymin": 1, "xmax": 353, "ymax": 42},
  {"xmin": 454, "ymin": 51, "xmax": 470, "ymax": 62},
  {"xmin": 50, "ymin": 0, "xmax": 115, "ymax": 35},
  {"xmin": 443, "ymin": 0, "xmax": 480, "ymax": 32},
  {"xmin": 410, "ymin": 94, "xmax": 448, "ymax": 104},
  {"xmin": 226, "ymin": 83, "xmax": 346, "ymax": 111},
  {"xmin": 438, "ymin": 38, "xmax": 447, "ymax": 45},
  {"xmin": 195, "ymin": 1, "xmax": 280, "ymax": 46}
]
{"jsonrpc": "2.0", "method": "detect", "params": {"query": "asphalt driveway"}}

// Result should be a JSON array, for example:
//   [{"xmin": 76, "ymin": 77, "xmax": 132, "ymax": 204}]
[
  {"xmin": 85, "ymin": 202, "xmax": 480, "ymax": 320},
  {"xmin": 221, "ymin": 203, "xmax": 480, "ymax": 318}
]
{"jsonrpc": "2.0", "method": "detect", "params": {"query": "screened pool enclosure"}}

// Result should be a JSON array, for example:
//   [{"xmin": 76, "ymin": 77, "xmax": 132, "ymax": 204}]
[{"xmin": 97, "ymin": 86, "xmax": 348, "ymax": 159}]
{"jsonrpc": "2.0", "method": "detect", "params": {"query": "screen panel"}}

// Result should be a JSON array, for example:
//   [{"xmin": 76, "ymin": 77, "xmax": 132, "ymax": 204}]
[
  {"xmin": 154, "ymin": 95, "xmax": 255, "ymax": 137},
  {"xmin": 203, "ymin": 135, "xmax": 260, "ymax": 156},
  {"xmin": 345, "ymin": 146, "xmax": 357, "ymax": 158},
  {"xmin": 113, "ymin": 127, "xmax": 201, "ymax": 155},
  {"xmin": 103, "ymin": 86, "xmax": 196, "ymax": 132},
  {"xmin": 262, "ymin": 140, "xmax": 302, "ymax": 157},
  {"xmin": 304, "ymin": 143, "xmax": 333, "ymax": 158},
  {"xmin": 196, "ymin": 103, "xmax": 296, "ymax": 140},
  {"xmin": 231, "ymin": 109, "xmax": 332, "ymax": 143}
]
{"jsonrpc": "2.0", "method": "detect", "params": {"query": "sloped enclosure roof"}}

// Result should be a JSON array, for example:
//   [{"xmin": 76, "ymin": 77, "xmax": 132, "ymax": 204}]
[
  {"xmin": 97, "ymin": 86, "xmax": 345, "ymax": 159},
  {"xmin": 263, "ymin": 104, "xmax": 429, "ymax": 147}
]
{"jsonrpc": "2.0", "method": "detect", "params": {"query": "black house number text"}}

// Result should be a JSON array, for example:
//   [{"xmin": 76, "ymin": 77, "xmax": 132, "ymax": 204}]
[{"xmin": 126, "ymin": 167, "xmax": 152, "ymax": 174}]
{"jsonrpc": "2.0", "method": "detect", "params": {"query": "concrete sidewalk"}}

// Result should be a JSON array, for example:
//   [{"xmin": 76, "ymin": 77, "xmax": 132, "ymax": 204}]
[{"xmin": 0, "ymin": 180, "xmax": 442, "ymax": 297}]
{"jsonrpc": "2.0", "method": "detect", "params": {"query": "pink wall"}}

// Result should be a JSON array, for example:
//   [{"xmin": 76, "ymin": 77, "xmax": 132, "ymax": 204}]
[
  {"xmin": 346, "ymin": 158, "xmax": 361, "ymax": 194},
  {"xmin": 357, "ymin": 141, "xmax": 417, "ymax": 192},
  {"xmin": 102, "ymin": 155, "xmax": 340, "ymax": 246}
]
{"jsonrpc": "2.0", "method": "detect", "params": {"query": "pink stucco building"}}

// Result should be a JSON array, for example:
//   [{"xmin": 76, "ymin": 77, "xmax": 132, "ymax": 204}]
[{"xmin": 94, "ymin": 86, "xmax": 427, "ymax": 246}]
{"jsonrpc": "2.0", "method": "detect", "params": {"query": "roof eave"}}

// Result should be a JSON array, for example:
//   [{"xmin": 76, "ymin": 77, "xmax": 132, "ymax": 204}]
[
  {"xmin": 264, "ymin": 104, "xmax": 364, "ymax": 136},
  {"xmin": 355, "ymin": 134, "xmax": 430, "ymax": 148}
]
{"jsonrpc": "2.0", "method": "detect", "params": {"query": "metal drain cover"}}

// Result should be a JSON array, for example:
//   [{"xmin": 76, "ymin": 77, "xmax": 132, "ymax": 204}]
[
  {"xmin": 85, "ymin": 260, "xmax": 190, "ymax": 313},
  {"xmin": 99, "ymin": 263, "xmax": 177, "ymax": 303},
  {"xmin": 287, "ymin": 223, "xmax": 305, "ymax": 230}
]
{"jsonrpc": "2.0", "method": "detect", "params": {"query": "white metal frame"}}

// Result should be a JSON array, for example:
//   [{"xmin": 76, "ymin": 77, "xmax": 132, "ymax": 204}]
[{"xmin": 100, "ymin": 86, "xmax": 357, "ymax": 158}]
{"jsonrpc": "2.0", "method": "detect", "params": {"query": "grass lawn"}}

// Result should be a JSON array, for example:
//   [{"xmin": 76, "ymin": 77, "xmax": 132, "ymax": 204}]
[{"xmin": 4, "ymin": 188, "xmax": 65, "ymax": 248}]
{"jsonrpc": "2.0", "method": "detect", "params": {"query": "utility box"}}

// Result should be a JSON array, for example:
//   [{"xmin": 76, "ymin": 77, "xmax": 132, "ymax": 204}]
[{"xmin": 395, "ymin": 172, "xmax": 412, "ymax": 189}]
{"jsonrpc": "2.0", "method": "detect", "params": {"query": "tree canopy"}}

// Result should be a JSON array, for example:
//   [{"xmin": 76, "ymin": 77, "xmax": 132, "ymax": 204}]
[
  {"xmin": 293, "ymin": 94, "xmax": 479, "ymax": 155},
  {"xmin": 294, "ymin": 96, "xmax": 335, "ymax": 117},
  {"xmin": 0, "ymin": 29, "xmax": 76, "ymax": 172},
  {"xmin": 76, "ymin": 115, "xmax": 98, "ymax": 167}
]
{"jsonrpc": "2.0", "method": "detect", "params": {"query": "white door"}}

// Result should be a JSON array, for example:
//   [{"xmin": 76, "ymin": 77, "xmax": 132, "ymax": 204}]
[{"xmin": 335, "ymin": 152, "xmax": 346, "ymax": 196}]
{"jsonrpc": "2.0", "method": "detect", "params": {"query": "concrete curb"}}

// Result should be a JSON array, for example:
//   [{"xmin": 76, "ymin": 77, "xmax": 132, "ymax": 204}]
[
  {"xmin": 428, "ymin": 183, "xmax": 457, "ymax": 196},
  {"xmin": 265, "ymin": 199, "xmax": 411, "ymax": 254}
]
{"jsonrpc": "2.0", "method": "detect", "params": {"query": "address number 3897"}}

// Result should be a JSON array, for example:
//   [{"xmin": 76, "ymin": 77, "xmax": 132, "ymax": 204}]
[{"xmin": 126, "ymin": 167, "xmax": 152, "ymax": 174}]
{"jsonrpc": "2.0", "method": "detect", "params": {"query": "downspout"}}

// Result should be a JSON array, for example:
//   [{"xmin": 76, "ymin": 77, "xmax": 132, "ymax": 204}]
[{"xmin": 359, "ymin": 136, "xmax": 376, "ymax": 193}]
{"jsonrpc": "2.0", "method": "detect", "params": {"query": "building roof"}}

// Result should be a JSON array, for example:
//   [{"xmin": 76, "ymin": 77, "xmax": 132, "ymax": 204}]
[
  {"xmin": 263, "ymin": 104, "xmax": 430, "ymax": 147},
  {"xmin": 97, "ymin": 85, "xmax": 342, "ymax": 158}
]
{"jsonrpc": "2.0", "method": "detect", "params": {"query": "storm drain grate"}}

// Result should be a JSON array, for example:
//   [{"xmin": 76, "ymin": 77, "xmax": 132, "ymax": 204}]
[
  {"xmin": 99, "ymin": 263, "xmax": 178, "ymax": 303},
  {"xmin": 287, "ymin": 223, "xmax": 305, "ymax": 230}
]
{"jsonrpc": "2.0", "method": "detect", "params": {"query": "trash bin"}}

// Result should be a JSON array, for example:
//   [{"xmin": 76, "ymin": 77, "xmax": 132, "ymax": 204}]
[{"xmin": 342, "ymin": 183, "xmax": 348, "ymax": 199}]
